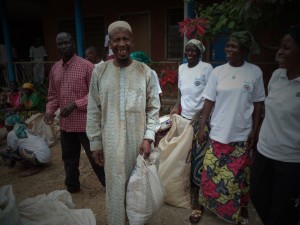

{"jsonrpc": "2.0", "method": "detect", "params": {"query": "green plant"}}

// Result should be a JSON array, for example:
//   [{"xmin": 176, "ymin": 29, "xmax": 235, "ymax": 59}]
[{"xmin": 180, "ymin": 0, "xmax": 298, "ymax": 41}]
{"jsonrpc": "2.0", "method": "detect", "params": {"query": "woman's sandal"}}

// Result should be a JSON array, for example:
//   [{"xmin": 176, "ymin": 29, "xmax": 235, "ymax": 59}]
[
  {"xmin": 189, "ymin": 209, "xmax": 203, "ymax": 224},
  {"xmin": 239, "ymin": 217, "xmax": 249, "ymax": 225},
  {"xmin": 238, "ymin": 207, "xmax": 249, "ymax": 225}
]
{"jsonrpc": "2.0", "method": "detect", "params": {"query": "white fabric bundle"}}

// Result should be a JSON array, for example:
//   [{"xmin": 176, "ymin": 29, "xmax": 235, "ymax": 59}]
[{"xmin": 126, "ymin": 148, "xmax": 165, "ymax": 225}]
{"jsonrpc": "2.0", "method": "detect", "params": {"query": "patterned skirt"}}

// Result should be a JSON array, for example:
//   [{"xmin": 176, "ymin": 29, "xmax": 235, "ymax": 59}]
[
  {"xmin": 191, "ymin": 123, "xmax": 210, "ymax": 186},
  {"xmin": 200, "ymin": 139, "xmax": 251, "ymax": 223}
]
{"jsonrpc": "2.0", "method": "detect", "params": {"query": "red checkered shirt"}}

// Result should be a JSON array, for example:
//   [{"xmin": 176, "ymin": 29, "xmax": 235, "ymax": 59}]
[{"xmin": 46, "ymin": 55, "xmax": 94, "ymax": 132}]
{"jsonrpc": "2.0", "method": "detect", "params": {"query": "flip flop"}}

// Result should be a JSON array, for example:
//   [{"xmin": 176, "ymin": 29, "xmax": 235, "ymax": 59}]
[
  {"xmin": 239, "ymin": 217, "xmax": 249, "ymax": 225},
  {"xmin": 189, "ymin": 209, "xmax": 203, "ymax": 223},
  {"xmin": 21, "ymin": 167, "xmax": 40, "ymax": 177}
]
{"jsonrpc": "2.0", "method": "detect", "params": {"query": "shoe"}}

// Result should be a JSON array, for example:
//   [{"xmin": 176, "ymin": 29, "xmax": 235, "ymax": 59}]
[
  {"xmin": 66, "ymin": 186, "xmax": 80, "ymax": 193},
  {"xmin": 238, "ymin": 207, "xmax": 249, "ymax": 225},
  {"xmin": 189, "ymin": 209, "xmax": 203, "ymax": 224},
  {"xmin": 238, "ymin": 217, "xmax": 249, "ymax": 225}
]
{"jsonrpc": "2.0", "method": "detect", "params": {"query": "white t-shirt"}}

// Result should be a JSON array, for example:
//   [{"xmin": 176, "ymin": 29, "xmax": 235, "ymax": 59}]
[
  {"xmin": 178, "ymin": 61, "xmax": 213, "ymax": 119},
  {"xmin": 203, "ymin": 62, "xmax": 265, "ymax": 144},
  {"xmin": 7, "ymin": 129, "xmax": 50, "ymax": 163},
  {"xmin": 29, "ymin": 46, "xmax": 47, "ymax": 62},
  {"xmin": 257, "ymin": 69, "xmax": 300, "ymax": 162},
  {"xmin": 104, "ymin": 34, "xmax": 114, "ymax": 57}
]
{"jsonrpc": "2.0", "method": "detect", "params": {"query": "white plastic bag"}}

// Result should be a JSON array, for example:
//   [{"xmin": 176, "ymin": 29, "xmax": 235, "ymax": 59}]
[{"xmin": 126, "ymin": 149, "xmax": 165, "ymax": 225}]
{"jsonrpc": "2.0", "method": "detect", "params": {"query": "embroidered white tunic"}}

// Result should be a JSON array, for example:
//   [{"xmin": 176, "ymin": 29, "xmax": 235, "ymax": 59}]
[{"xmin": 86, "ymin": 60, "xmax": 160, "ymax": 225}]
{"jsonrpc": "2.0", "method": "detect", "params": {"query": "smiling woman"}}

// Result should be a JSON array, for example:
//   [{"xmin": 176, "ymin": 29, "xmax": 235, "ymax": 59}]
[
  {"xmin": 197, "ymin": 31, "xmax": 265, "ymax": 225},
  {"xmin": 250, "ymin": 24, "xmax": 300, "ymax": 225}
]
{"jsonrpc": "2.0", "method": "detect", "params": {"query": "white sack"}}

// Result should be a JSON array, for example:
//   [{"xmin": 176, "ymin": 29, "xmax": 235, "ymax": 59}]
[
  {"xmin": 126, "ymin": 149, "xmax": 165, "ymax": 225},
  {"xmin": 25, "ymin": 113, "xmax": 56, "ymax": 147},
  {"xmin": 17, "ymin": 190, "xmax": 96, "ymax": 225},
  {"xmin": 158, "ymin": 114, "xmax": 193, "ymax": 209},
  {"xmin": 0, "ymin": 185, "xmax": 22, "ymax": 225}
]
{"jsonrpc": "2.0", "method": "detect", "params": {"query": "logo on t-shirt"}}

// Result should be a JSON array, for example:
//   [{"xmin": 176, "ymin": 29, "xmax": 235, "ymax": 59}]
[
  {"xmin": 242, "ymin": 81, "xmax": 253, "ymax": 93},
  {"xmin": 194, "ymin": 76, "xmax": 205, "ymax": 87},
  {"xmin": 194, "ymin": 80, "xmax": 201, "ymax": 86}
]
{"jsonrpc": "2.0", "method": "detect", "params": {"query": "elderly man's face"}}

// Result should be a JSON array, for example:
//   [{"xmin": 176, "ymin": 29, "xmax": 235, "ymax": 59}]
[{"xmin": 109, "ymin": 28, "xmax": 133, "ymax": 60}]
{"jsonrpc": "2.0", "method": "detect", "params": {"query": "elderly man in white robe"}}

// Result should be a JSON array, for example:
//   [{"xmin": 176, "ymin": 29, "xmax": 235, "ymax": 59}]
[{"xmin": 86, "ymin": 21, "xmax": 160, "ymax": 225}]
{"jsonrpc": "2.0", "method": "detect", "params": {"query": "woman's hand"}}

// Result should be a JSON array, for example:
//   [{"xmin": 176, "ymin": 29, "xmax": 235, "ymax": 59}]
[
  {"xmin": 247, "ymin": 131, "xmax": 258, "ymax": 151},
  {"xmin": 198, "ymin": 129, "xmax": 207, "ymax": 143},
  {"xmin": 170, "ymin": 105, "xmax": 179, "ymax": 116}
]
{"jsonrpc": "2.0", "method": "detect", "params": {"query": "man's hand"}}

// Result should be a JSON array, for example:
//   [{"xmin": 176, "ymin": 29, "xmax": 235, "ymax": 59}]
[
  {"xmin": 44, "ymin": 113, "xmax": 54, "ymax": 125},
  {"xmin": 60, "ymin": 102, "xmax": 77, "ymax": 118},
  {"xmin": 92, "ymin": 150, "xmax": 104, "ymax": 166},
  {"xmin": 139, "ymin": 139, "xmax": 152, "ymax": 158}
]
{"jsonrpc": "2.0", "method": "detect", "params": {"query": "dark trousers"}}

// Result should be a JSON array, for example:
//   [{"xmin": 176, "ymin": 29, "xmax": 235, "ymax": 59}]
[
  {"xmin": 250, "ymin": 151, "xmax": 300, "ymax": 225},
  {"xmin": 60, "ymin": 131, "xmax": 106, "ymax": 189}
]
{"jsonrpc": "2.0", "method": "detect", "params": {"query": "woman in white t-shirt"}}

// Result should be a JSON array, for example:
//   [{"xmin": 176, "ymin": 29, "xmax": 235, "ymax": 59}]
[
  {"xmin": 250, "ymin": 24, "xmax": 300, "ymax": 225},
  {"xmin": 170, "ymin": 39, "xmax": 213, "ymax": 223},
  {"xmin": 197, "ymin": 31, "xmax": 265, "ymax": 224}
]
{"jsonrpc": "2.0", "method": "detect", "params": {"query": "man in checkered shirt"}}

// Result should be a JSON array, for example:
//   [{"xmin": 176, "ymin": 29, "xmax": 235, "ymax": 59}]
[{"xmin": 44, "ymin": 32, "xmax": 105, "ymax": 193}]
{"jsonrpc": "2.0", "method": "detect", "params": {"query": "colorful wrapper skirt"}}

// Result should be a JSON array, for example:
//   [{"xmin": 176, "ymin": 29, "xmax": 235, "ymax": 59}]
[
  {"xmin": 191, "ymin": 123, "xmax": 209, "ymax": 186},
  {"xmin": 200, "ymin": 139, "xmax": 251, "ymax": 223}
]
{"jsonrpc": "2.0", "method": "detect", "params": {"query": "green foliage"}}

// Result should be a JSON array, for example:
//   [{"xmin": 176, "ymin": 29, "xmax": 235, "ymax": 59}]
[{"xmin": 196, "ymin": 0, "xmax": 298, "ymax": 40}]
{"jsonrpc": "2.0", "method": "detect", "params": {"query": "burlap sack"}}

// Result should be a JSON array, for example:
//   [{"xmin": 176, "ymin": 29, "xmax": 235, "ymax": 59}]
[{"xmin": 158, "ymin": 114, "xmax": 193, "ymax": 209}]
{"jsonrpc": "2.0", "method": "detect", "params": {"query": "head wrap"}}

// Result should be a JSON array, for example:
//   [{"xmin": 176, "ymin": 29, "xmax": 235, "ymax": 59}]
[
  {"xmin": 22, "ymin": 83, "xmax": 34, "ymax": 90},
  {"xmin": 229, "ymin": 31, "xmax": 260, "ymax": 54},
  {"xmin": 130, "ymin": 51, "xmax": 151, "ymax": 63},
  {"xmin": 13, "ymin": 123, "xmax": 28, "ymax": 139},
  {"xmin": 5, "ymin": 115, "xmax": 22, "ymax": 126},
  {"xmin": 5, "ymin": 115, "xmax": 27, "ymax": 138},
  {"xmin": 287, "ymin": 24, "xmax": 300, "ymax": 45},
  {"xmin": 108, "ymin": 21, "xmax": 132, "ymax": 34},
  {"xmin": 185, "ymin": 39, "xmax": 206, "ymax": 54}
]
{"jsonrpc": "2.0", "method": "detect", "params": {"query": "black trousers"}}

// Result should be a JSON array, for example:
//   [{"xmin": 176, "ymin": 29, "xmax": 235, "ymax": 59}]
[
  {"xmin": 60, "ymin": 130, "xmax": 105, "ymax": 189},
  {"xmin": 250, "ymin": 151, "xmax": 300, "ymax": 225}
]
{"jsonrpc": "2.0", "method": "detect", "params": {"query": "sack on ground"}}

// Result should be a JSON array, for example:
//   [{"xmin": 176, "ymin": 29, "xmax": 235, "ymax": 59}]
[
  {"xmin": 126, "ymin": 148, "xmax": 165, "ymax": 225},
  {"xmin": 0, "ymin": 185, "xmax": 22, "ymax": 225},
  {"xmin": 158, "ymin": 114, "xmax": 193, "ymax": 209},
  {"xmin": 25, "ymin": 113, "xmax": 56, "ymax": 147}
]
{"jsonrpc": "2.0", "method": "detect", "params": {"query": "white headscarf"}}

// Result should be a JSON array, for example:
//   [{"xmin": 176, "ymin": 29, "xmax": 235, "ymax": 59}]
[{"xmin": 185, "ymin": 39, "xmax": 206, "ymax": 54}]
